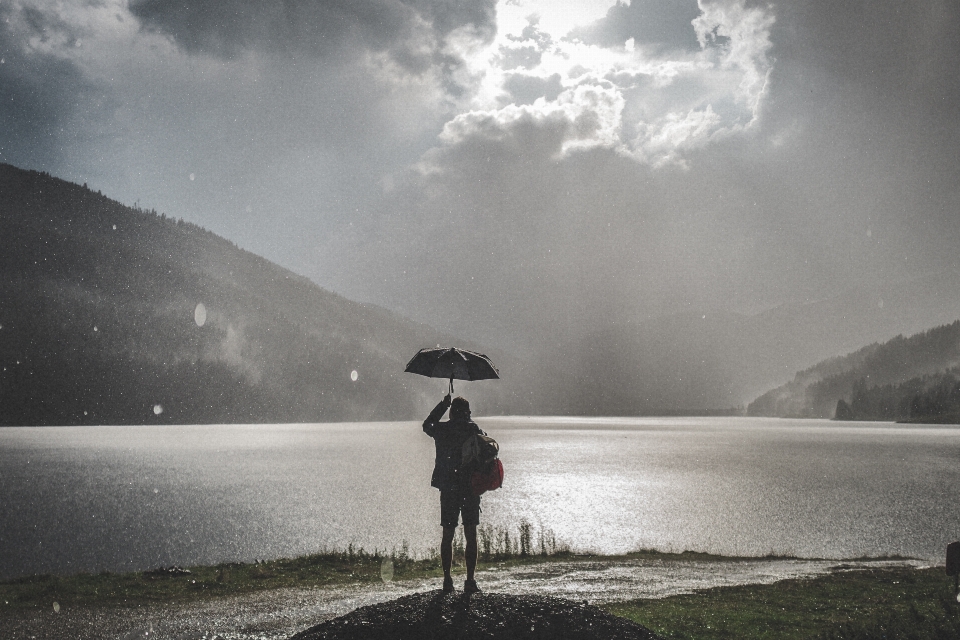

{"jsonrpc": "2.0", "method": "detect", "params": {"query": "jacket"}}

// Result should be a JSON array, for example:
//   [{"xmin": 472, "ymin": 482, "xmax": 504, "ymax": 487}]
[{"xmin": 422, "ymin": 399, "xmax": 485, "ymax": 491}]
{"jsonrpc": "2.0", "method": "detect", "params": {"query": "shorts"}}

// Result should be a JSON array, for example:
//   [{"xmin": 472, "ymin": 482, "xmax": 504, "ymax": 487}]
[{"xmin": 440, "ymin": 488, "xmax": 481, "ymax": 527}]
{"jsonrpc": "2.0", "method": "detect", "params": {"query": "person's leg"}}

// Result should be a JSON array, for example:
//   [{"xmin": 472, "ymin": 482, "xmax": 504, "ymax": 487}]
[
  {"xmin": 439, "ymin": 490, "xmax": 458, "ymax": 591},
  {"xmin": 463, "ymin": 524, "xmax": 478, "ymax": 581},
  {"xmin": 441, "ymin": 525, "xmax": 456, "ymax": 579},
  {"xmin": 461, "ymin": 492, "xmax": 482, "ymax": 593}
]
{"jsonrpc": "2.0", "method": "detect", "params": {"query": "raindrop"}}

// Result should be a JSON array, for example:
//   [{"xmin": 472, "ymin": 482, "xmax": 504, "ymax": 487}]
[
  {"xmin": 93, "ymin": 326, "xmax": 98, "ymax": 332},
  {"xmin": 75, "ymin": 39, "xmax": 82, "ymax": 47},
  {"xmin": 0, "ymin": 59, "xmax": 4, "ymax": 64},
  {"xmin": 153, "ymin": 488, "xmax": 159, "ymax": 494},
  {"xmin": 83, "ymin": 411, "xmax": 88, "ymax": 416},
  {"xmin": 189, "ymin": 173, "xmax": 195, "ymax": 181},
  {"xmin": 350, "ymin": 370, "xmax": 359, "ymax": 382},
  {"xmin": 53, "ymin": 601, "xmax": 60, "ymax": 613},
  {"xmin": 113, "ymin": 224, "xmax": 117, "ymax": 230},
  {"xmin": 153, "ymin": 404, "xmax": 163, "ymax": 415},
  {"xmin": 194, "ymin": 303, "xmax": 207, "ymax": 327},
  {"xmin": 380, "ymin": 558, "xmax": 394, "ymax": 582}
]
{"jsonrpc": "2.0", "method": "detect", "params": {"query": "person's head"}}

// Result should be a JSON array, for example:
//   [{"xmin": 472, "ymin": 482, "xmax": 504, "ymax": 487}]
[{"xmin": 450, "ymin": 396, "xmax": 470, "ymax": 421}]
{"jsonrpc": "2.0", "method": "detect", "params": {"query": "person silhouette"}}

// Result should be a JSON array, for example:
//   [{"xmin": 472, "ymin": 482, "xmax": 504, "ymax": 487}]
[{"xmin": 422, "ymin": 393, "xmax": 485, "ymax": 594}]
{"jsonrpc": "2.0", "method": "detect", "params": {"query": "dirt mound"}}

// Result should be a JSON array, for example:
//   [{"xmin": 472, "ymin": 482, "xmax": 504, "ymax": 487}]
[{"xmin": 289, "ymin": 589, "xmax": 664, "ymax": 640}]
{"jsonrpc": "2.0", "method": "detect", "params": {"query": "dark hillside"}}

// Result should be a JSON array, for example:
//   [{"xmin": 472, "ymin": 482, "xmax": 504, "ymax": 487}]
[
  {"xmin": 0, "ymin": 164, "xmax": 514, "ymax": 425},
  {"xmin": 747, "ymin": 320, "xmax": 960, "ymax": 419}
]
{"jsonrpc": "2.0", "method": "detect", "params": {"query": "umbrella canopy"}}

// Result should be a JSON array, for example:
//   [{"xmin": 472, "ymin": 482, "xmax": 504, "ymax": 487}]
[{"xmin": 404, "ymin": 347, "xmax": 499, "ymax": 393}]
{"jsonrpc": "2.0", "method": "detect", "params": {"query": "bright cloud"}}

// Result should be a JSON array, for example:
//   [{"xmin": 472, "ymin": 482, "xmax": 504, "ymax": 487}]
[
  {"xmin": 437, "ymin": 81, "xmax": 625, "ymax": 157},
  {"xmin": 433, "ymin": 0, "xmax": 775, "ymax": 169}
]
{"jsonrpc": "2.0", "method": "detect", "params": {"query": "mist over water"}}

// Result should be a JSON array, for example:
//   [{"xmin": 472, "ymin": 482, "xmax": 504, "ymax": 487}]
[{"xmin": 1, "ymin": 417, "xmax": 958, "ymax": 580}]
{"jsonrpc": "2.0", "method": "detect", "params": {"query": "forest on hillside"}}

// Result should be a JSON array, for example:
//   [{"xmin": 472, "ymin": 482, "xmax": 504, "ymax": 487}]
[
  {"xmin": 748, "ymin": 320, "xmax": 960, "ymax": 422},
  {"xmin": 0, "ymin": 164, "xmax": 517, "ymax": 425},
  {"xmin": 834, "ymin": 369, "xmax": 960, "ymax": 423}
]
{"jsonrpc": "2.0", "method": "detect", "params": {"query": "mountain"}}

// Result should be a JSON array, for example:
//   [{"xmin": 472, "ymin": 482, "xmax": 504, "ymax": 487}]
[
  {"xmin": 0, "ymin": 164, "xmax": 521, "ymax": 425},
  {"xmin": 747, "ymin": 319, "xmax": 960, "ymax": 419},
  {"xmin": 8, "ymin": 161, "xmax": 960, "ymax": 423}
]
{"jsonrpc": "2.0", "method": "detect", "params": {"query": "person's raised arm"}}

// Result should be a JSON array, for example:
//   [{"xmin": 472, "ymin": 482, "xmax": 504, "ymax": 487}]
[{"xmin": 422, "ymin": 394, "xmax": 452, "ymax": 437}]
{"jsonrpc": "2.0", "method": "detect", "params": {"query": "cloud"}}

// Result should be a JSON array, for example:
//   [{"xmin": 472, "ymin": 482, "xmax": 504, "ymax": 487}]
[
  {"xmin": 129, "ymin": 0, "xmax": 497, "ymax": 74},
  {"xmin": 497, "ymin": 14, "xmax": 552, "ymax": 70},
  {"xmin": 435, "ymin": 81, "xmax": 626, "ymax": 159},
  {"xmin": 501, "ymin": 71, "xmax": 564, "ymax": 105},
  {"xmin": 569, "ymin": 0, "xmax": 703, "ymax": 52},
  {"xmin": 0, "ymin": 1, "xmax": 115, "ymax": 170},
  {"xmin": 633, "ymin": 105, "xmax": 722, "ymax": 166},
  {"xmin": 435, "ymin": 0, "xmax": 776, "ymax": 168}
]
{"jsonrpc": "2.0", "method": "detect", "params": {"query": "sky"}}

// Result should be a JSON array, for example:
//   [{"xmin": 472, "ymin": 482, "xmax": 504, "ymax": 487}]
[{"xmin": 2, "ymin": 0, "xmax": 959, "ymax": 355}]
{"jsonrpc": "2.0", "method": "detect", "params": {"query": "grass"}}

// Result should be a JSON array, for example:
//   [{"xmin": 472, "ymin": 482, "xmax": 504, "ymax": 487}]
[
  {"xmin": 0, "ymin": 520, "xmax": 571, "ymax": 612},
  {"xmin": 0, "ymin": 548, "xmax": 423, "ymax": 612},
  {"xmin": 604, "ymin": 566, "xmax": 958, "ymax": 640},
  {"xmin": 4, "ymin": 523, "xmax": 958, "ymax": 640}
]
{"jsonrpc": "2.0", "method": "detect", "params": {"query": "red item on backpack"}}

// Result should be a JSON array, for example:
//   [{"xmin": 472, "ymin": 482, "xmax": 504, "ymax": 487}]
[{"xmin": 470, "ymin": 458, "xmax": 504, "ymax": 496}]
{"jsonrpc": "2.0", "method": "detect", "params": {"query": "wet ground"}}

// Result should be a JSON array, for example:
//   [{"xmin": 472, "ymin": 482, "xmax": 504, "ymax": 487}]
[
  {"xmin": 1, "ymin": 557, "xmax": 925, "ymax": 640},
  {"xmin": 289, "ymin": 591, "xmax": 665, "ymax": 640}
]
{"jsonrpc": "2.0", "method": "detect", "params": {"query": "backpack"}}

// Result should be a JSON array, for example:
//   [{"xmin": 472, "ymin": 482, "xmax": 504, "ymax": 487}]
[
  {"xmin": 461, "ymin": 433, "xmax": 503, "ymax": 496},
  {"xmin": 470, "ymin": 458, "xmax": 504, "ymax": 496}
]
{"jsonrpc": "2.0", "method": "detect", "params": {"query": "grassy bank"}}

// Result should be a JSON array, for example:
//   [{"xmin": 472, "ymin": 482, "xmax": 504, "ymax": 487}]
[
  {"xmin": 605, "ymin": 566, "xmax": 958, "ymax": 640},
  {"xmin": 3, "ymin": 541, "xmax": 957, "ymax": 640},
  {"xmin": 0, "ymin": 521, "xmax": 570, "ymax": 611},
  {"xmin": 0, "ymin": 546, "xmax": 788, "ymax": 613}
]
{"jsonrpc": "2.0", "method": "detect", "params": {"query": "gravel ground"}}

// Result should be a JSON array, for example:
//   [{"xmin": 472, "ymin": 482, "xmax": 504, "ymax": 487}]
[
  {"xmin": 0, "ymin": 557, "xmax": 924, "ymax": 640},
  {"xmin": 289, "ymin": 591, "xmax": 664, "ymax": 640}
]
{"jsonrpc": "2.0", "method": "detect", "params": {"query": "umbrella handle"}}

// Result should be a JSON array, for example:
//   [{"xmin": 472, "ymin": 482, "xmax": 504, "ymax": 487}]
[{"xmin": 449, "ymin": 377, "xmax": 454, "ymax": 396}]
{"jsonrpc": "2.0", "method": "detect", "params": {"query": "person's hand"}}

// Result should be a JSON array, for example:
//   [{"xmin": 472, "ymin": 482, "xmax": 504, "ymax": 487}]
[{"xmin": 443, "ymin": 394, "xmax": 452, "ymax": 405}]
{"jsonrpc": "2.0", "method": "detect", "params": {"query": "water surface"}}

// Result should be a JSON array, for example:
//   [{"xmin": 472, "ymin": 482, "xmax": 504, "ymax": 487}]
[{"xmin": 0, "ymin": 417, "xmax": 957, "ymax": 579}]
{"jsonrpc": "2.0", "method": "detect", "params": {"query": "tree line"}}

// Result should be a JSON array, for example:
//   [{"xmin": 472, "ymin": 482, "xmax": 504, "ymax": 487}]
[{"xmin": 835, "ymin": 368, "xmax": 960, "ymax": 422}]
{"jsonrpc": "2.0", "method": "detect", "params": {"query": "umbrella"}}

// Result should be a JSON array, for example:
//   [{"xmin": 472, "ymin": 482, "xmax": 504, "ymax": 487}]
[{"xmin": 404, "ymin": 347, "xmax": 500, "ymax": 394}]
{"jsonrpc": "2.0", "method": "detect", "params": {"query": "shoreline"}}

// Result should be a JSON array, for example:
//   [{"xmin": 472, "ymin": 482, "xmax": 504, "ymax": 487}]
[
  {"xmin": 0, "ymin": 554, "xmax": 942, "ymax": 640},
  {"xmin": 0, "ymin": 548, "xmax": 927, "ymax": 612}
]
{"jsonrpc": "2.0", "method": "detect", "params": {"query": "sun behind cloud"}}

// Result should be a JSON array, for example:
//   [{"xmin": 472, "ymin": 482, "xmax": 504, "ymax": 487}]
[{"xmin": 448, "ymin": 0, "xmax": 774, "ymax": 168}]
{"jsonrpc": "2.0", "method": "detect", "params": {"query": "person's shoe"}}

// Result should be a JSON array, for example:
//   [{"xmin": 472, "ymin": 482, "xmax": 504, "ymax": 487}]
[
  {"xmin": 442, "ymin": 576, "xmax": 455, "ymax": 593},
  {"xmin": 463, "ymin": 579, "xmax": 481, "ymax": 594}
]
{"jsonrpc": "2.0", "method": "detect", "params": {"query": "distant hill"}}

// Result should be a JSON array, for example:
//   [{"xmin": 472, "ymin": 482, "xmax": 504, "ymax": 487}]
[
  {"xmin": 0, "ymin": 164, "xmax": 518, "ymax": 425},
  {"xmin": 531, "ymin": 270, "xmax": 960, "ymax": 417},
  {"xmin": 747, "ymin": 319, "xmax": 960, "ymax": 420}
]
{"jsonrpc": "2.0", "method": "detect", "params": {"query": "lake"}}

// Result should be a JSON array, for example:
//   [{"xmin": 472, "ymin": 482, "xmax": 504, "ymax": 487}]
[{"xmin": 1, "ymin": 417, "xmax": 958, "ymax": 580}]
